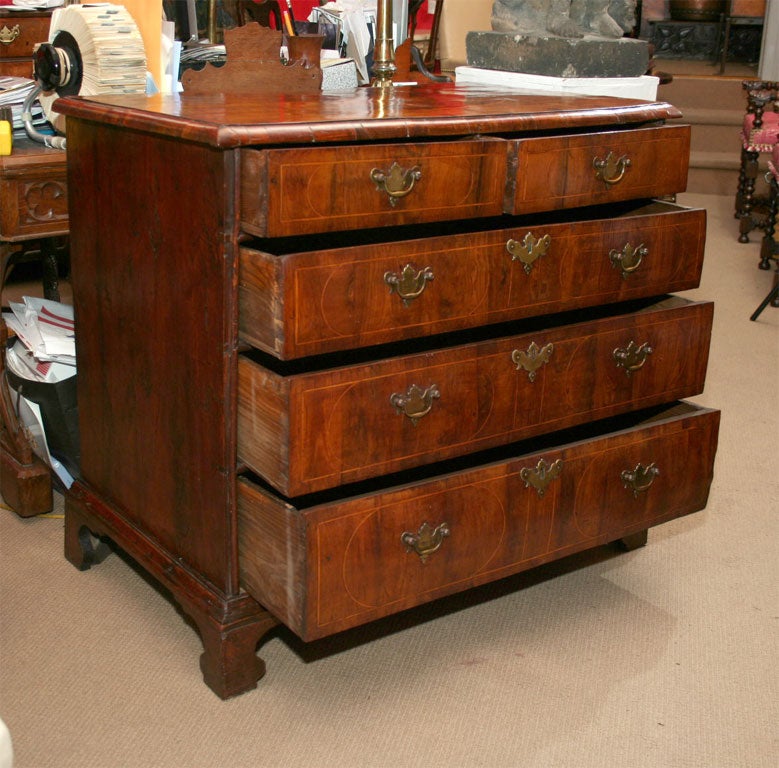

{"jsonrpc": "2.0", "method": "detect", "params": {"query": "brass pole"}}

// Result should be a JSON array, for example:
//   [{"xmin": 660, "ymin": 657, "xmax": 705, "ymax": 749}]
[
  {"xmin": 208, "ymin": 0, "xmax": 218, "ymax": 44},
  {"xmin": 371, "ymin": 0, "xmax": 396, "ymax": 87}
]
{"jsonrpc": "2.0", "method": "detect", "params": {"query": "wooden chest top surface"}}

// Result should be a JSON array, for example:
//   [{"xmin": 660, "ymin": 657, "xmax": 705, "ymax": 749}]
[{"xmin": 55, "ymin": 84, "xmax": 682, "ymax": 147}]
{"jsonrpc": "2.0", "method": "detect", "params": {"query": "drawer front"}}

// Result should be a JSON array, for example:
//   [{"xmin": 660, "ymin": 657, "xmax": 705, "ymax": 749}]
[
  {"xmin": 0, "ymin": 13, "xmax": 50, "ymax": 60},
  {"xmin": 238, "ymin": 404, "xmax": 720, "ymax": 640},
  {"xmin": 0, "ymin": 59, "xmax": 34, "ymax": 78},
  {"xmin": 508, "ymin": 125, "xmax": 690, "ymax": 214},
  {"xmin": 240, "ymin": 139, "xmax": 508, "ymax": 237},
  {"xmin": 237, "ymin": 299, "xmax": 713, "ymax": 496},
  {"xmin": 239, "ymin": 203, "xmax": 706, "ymax": 359},
  {"xmin": 0, "ymin": 170, "xmax": 69, "ymax": 240}
]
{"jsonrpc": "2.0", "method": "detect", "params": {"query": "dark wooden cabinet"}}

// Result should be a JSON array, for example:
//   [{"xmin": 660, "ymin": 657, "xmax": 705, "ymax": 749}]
[
  {"xmin": 56, "ymin": 85, "xmax": 719, "ymax": 699},
  {"xmin": 0, "ymin": 10, "xmax": 49, "ymax": 79}
]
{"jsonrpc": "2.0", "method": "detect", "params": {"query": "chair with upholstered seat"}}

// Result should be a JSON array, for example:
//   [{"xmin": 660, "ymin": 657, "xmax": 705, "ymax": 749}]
[
  {"xmin": 750, "ymin": 143, "xmax": 779, "ymax": 320},
  {"xmin": 736, "ymin": 80, "xmax": 779, "ymax": 244}
]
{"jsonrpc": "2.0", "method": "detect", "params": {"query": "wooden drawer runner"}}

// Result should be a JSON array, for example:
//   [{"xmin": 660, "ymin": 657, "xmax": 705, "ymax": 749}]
[
  {"xmin": 239, "ymin": 202, "xmax": 706, "ymax": 359},
  {"xmin": 240, "ymin": 139, "xmax": 508, "ymax": 237},
  {"xmin": 238, "ymin": 298, "xmax": 713, "ymax": 496},
  {"xmin": 508, "ymin": 125, "xmax": 690, "ymax": 215},
  {"xmin": 238, "ymin": 403, "xmax": 720, "ymax": 640}
]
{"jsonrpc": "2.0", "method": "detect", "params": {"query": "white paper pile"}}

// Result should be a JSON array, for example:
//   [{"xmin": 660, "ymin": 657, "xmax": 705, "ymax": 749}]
[
  {"xmin": 3, "ymin": 297, "xmax": 76, "ymax": 487},
  {"xmin": 0, "ymin": 77, "xmax": 48, "ymax": 135},
  {"xmin": 455, "ymin": 66, "xmax": 659, "ymax": 101},
  {"xmin": 3, "ymin": 296, "xmax": 76, "ymax": 370}
]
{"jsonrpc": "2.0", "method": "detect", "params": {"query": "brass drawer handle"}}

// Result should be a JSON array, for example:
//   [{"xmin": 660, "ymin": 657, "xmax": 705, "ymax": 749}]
[
  {"xmin": 506, "ymin": 232, "xmax": 551, "ymax": 274},
  {"xmin": 520, "ymin": 458, "xmax": 563, "ymax": 497},
  {"xmin": 609, "ymin": 242, "xmax": 647, "ymax": 279},
  {"xmin": 390, "ymin": 383, "xmax": 440, "ymax": 425},
  {"xmin": 593, "ymin": 152, "xmax": 631, "ymax": 187},
  {"xmin": 0, "ymin": 25, "xmax": 21, "ymax": 45},
  {"xmin": 401, "ymin": 521, "xmax": 450, "ymax": 563},
  {"xmin": 621, "ymin": 462, "xmax": 659, "ymax": 497},
  {"xmin": 370, "ymin": 162, "xmax": 422, "ymax": 207},
  {"xmin": 384, "ymin": 264, "xmax": 434, "ymax": 306},
  {"xmin": 613, "ymin": 340, "xmax": 653, "ymax": 375},
  {"xmin": 511, "ymin": 341, "xmax": 554, "ymax": 382}
]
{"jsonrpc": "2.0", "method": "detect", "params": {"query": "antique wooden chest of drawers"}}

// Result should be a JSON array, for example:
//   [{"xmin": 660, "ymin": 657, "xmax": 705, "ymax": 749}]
[
  {"xmin": 0, "ymin": 9, "xmax": 49, "ymax": 79},
  {"xmin": 56, "ymin": 85, "xmax": 719, "ymax": 699}
]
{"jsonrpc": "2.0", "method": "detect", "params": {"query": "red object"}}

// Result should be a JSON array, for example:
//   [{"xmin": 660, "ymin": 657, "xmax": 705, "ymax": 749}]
[{"xmin": 287, "ymin": 0, "xmax": 435, "ymax": 33}]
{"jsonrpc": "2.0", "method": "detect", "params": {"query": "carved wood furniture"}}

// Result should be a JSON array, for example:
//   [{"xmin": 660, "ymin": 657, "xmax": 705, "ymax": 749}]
[
  {"xmin": 751, "ymin": 142, "xmax": 779, "ymax": 319},
  {"xmin": 0, "ymin": 9, "xmax": 50, "ymax": 79},
  {"xmin": 56, "ymin": 85, "xmax": 719, "ymax": 698},
  {"xmin": 0, "ymin": 139, "xmax": 68, "ymax": 516},
  {"xmin": 736, "ymin": 80, "xmax": 779, "ymax": 243}
]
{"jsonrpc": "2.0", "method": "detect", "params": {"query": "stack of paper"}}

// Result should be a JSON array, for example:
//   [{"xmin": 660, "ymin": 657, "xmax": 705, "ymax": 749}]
[
  {"xmin": 3, "ymin": 296, "xmax": 76, "ymax": 371},
  {"xmin": 0, "ymin": 77, "xmax": 48, "ymax": 135},
  {"xmin": 3, "ymin": 297, "xmax": 76, "ymax": 487},
  {"xmin": 455, "ymin": 66, "xmax": 659, "ymax": 101}
]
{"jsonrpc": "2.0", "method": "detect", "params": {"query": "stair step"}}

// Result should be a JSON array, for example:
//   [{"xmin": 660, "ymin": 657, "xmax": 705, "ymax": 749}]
[
  {"xmin": 690, "ymin": 150, "xmax": 741, "ymax": 170},
  {"xmin": 680, "ymin": 107, "xmax": 743, "ymax": 126}
]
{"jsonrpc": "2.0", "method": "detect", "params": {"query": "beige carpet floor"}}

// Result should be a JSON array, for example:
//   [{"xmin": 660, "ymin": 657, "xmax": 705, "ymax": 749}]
[{"xmin": 1, "ymin": 192, "xmax": 777, "ymax": 768}]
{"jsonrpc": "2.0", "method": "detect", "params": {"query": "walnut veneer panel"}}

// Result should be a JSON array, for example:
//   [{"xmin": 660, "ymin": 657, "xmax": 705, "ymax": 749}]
[
  {"xmin": 239, "ymin": 202, "xmax": 706, "ymax": 359},
  {"xmin": 240, "ymin": 139, "xmax": 509, "ymax": 237},
  {"xmin": 238, "ymin": 403, "xmax": 720, "ymax": 640},
  {"xmin": 238, "ymin": 298, "xmax": 713, "ymax": 496},
  {"xmin": 508, "ymin": 125, "xmax": 691, "ymax": 214}
]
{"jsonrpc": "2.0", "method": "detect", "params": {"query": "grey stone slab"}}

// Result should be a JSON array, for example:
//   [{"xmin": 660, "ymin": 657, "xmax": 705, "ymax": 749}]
[{"xmin": 465, "ymin": 32, "xmax": 650, "ymax": 78}]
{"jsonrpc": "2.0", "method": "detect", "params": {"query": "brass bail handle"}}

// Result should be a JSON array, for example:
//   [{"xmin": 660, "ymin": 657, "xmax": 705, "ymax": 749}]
[
  {"xmin": 610, "ymin": 242, "xmax": 647, "ymax": 279},
  {"xmin": 401, "ymin": 521, "xmax": 450, "ymax": 563},
  {"xmin": 390, "ymin": 383, "xmax": 440, "ymax": 425},
  {"xmin": 371, "ymin": 163, "xmax": 422, "ymax": 207},
  {"xmin": 593, "ymin": 152, "xmax": 632, "ymax": 187},
  {"xmin": 621, "ymin": 462, "xmax": 660, "ymax": 497},
  {"xmin": 613, "ymin": 340, "xmax": 653, "ymax": 375},
  {"xmin": 0, "ymin": 25, "xmax": 20, "ymax": 45},
  {"xmin": 384, "ymin": 264, "xmax": 434, "ymax": 306}
]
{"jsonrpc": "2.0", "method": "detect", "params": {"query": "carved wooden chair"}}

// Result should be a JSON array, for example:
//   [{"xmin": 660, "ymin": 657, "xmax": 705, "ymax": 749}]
[
  {"xmin": 751, "ymin": 142, "xmax": 779, "ymax": 320},
  {"xmin": 736, "ymin": 80, "xmax": 779, "ymax": 243}
]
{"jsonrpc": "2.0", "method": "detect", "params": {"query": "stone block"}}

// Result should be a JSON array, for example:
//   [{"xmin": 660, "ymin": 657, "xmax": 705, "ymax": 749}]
[{"xmin": 465, "ymin": 32, "xmax": 650, "ymax": 78}]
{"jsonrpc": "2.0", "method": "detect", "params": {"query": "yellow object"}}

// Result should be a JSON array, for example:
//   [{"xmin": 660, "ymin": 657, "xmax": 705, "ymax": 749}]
[{"xmin": 0, "ymin": 122, "xmax": 12, "ymax": 156}]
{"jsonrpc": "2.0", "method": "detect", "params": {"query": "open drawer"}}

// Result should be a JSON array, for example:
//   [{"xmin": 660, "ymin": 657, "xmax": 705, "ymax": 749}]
[
  {"xmin": 238, "ymin": 402, "xmax": 720, "ymax": 641},
  {"xmin": 239, "ymin": 201, "xmax": 707, "ymax": 360},
  {"xmin": 237, "ymin": 297, "xmax": 713, "ymax": 496}
]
